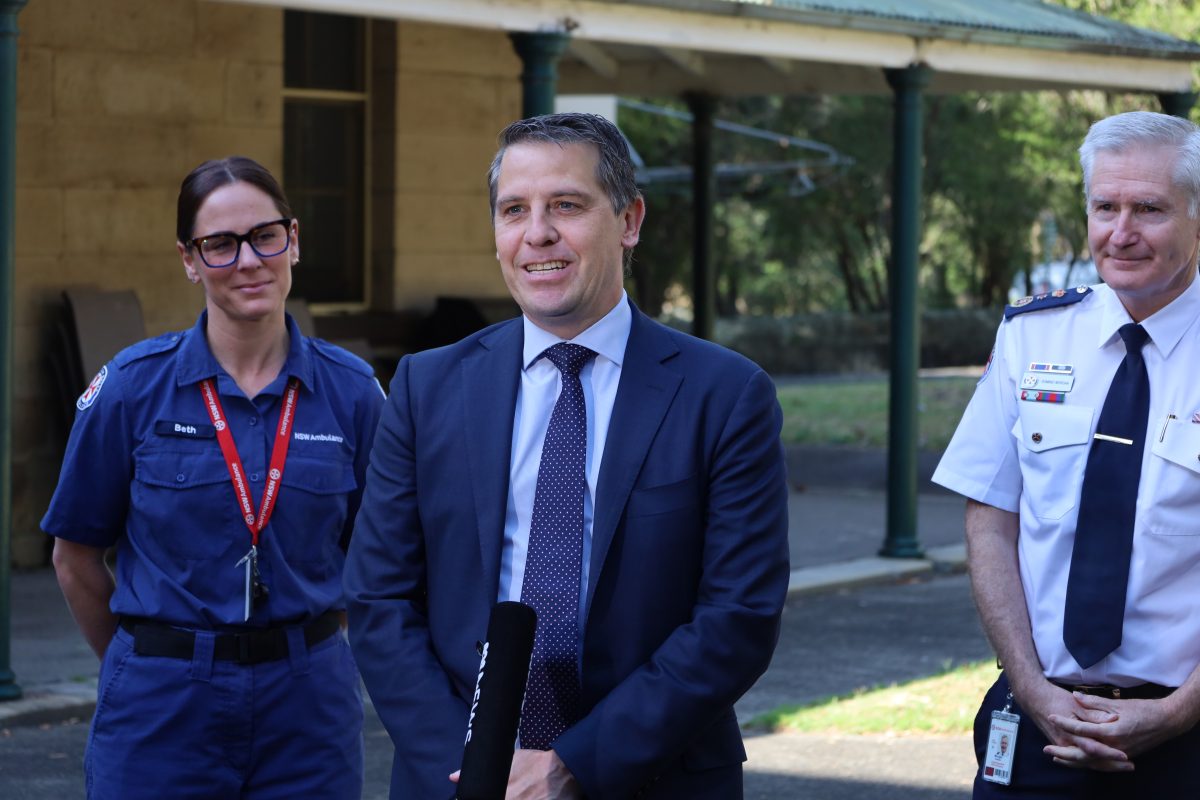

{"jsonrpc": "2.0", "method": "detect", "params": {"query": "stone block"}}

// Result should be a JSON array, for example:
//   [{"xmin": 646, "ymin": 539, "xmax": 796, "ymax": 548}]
[
  {"xmin": 225, "ymin": 62, "xmax": 283, "ymax": 127},
  {"xmin": 187, "ymin": 126, "xmax": 282, "ymax": 174},
  {"xmin": 54, "ymin": 122, "xmax": 190, "ymax": 189},
  {"xmin": 55, "ymin": 51, "xmax": 224, "ymax": 122},
  {"xmin": 17, "ymin": 47, "xmax": 53, "ymax": 119},
  {"xmin": 395, "ymin": 192, "xmax": 495, "ymax": 254},
  {"xmin": 16, "ymin": 121, "xmax": 60, "ymax": 187},
  {"xmin": 392, "ymin": 252, "xmax": 505, "ymax": 307},
  {"xmin": 397, "ymin": 73, "xmax": 510, "ymax": 136},
  {"xmin": 63, "ymin": 188, "xmax": 176, "ymax": 258},
  {"xmin": 398, "ymin": 22, "xmax": 520, "ymax": 78},
  {"xmin": 14, "ymin": 256, "xmax": 77, "ymax": 294},
  {"xmin": 20, "ymin": 0, "xmax": 196, "ymax": 56},
  {"xmin": 15, "ymin": 188, "xmax": 65, "ymax": 258},
  {"xmin": 195, "ymin": 2, "xmax": 282, "ymax": 62},
  {"xmin": 395, "ymin": 134, "xmax": 496, "ymax": 193}
]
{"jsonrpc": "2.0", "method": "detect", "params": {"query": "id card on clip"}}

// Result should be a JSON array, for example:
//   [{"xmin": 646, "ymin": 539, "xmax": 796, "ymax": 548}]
[
  {"xmin": 982, "ymin": 708, "xmax": 1019, "ymax": 785},
  {"xmin": 236, "ymin": 546, "xmax": 255, "ymax": 622}
]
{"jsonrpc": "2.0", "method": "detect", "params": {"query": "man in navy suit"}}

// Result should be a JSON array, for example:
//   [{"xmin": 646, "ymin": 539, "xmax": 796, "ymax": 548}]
[{"xmin": 344, "ymin": 113, "xmax": 790, "ymax": 799}]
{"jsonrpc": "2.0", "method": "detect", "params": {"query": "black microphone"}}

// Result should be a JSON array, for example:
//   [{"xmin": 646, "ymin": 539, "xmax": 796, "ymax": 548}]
[{"xmin": 457, "ymin": 601, "xmax": 537, "ymax": 800}]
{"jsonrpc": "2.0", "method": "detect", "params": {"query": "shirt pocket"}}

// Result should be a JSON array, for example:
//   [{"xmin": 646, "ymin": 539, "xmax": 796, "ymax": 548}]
[
  {"xmin": 1147, "ymin": 417, "xmax": 1200, "ymax": 536},
  {"xmin": 132, "ymin": 447, "xmax": 240, "ymax": 559},
  {"xmin": 274, "ymin": 454, "xmax": 358, "ymax": 562},
  {"xmin": 1012, "ymin": 402, "xmax": 1094, "ymax": 520}
]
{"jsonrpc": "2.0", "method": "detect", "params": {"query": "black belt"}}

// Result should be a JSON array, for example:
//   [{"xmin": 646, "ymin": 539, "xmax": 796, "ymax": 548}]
[
  {"xmin": 1052, "ymin": 680, "xmax": 1175, "ymax": 700},
  {"xmin": 119, "ymin": 611, "xmax": 341, "ymax": 665}
]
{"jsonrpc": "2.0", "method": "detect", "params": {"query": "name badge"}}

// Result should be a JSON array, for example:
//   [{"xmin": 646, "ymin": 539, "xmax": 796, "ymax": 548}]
[
  {"xmin": 1020, "ymin": 372, "xmax": 1074, "ymax": 393},
  {"xmin": 154, "ymin": 420, "xmax": 216, "ymax": 439},
  {"xmin": 982, "ymin": 709, "xmax": 1019, "ymax": 786}
]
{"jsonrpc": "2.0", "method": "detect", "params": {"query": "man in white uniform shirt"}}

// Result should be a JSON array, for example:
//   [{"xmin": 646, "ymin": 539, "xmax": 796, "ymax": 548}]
[{"xmin": 935, "ymin": 110, "xmax": 1200, "ymax": 797}]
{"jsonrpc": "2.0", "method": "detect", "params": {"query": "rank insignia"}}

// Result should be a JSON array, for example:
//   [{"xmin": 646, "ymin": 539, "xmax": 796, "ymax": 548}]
[{"xmin": 1004, "ymin": 286, "xmax": 1092, "ymax": 319}]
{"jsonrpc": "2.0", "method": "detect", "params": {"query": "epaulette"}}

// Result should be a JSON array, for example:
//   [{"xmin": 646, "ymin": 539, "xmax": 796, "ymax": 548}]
[
  {"xmin": 111, "ymin": 330, "xmax": 185, "ymax": 368},
  {"xmin": 309, "ymin": 337, "xmax": 374, "ymax": 378},
  {"xmin": 1004, "ymin": 286, "xmax": 1092, "ymax": 320}
]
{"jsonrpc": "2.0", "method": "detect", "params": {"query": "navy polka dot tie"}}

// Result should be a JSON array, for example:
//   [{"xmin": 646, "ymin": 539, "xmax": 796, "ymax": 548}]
[
  {"xmin": 1064, "ymin": 323, "xmax": 1150, "ymax": 668},
  {"xmin": 519, "ymin": 342, "xmax": 596, "ymax": 750}
]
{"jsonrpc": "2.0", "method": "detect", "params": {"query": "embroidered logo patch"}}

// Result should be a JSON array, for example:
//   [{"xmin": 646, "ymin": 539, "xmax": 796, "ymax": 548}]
[{"xmin": 76, "ymin": 366, "xmax": 108, "ymax": 411}]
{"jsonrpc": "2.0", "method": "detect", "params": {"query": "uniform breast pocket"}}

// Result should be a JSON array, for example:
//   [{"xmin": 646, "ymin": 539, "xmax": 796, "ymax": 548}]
[
  {"xmin": 1148, "ymin": 418, "xmax": 1200, "ymax": 536},
  {"xmin": 1013, "ymin": 402, "xmax": 1094, "ymax": 520},
  {"xmin": 276, "ymin": 455, "xmax": 358, "ymax": 561},
  {"xmin": 132, "ymin": 447, "xmax": 239, "ymax": 559}
]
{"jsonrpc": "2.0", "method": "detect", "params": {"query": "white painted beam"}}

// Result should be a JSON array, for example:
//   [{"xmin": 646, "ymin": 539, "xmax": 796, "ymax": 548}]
[
  {"xmin": 920, "ymin": 39, "xmax": 1193, "ymax": 93},
  {"xmin": 218, "ymin": 0, "xmax": 1196, "ymax": 93}
]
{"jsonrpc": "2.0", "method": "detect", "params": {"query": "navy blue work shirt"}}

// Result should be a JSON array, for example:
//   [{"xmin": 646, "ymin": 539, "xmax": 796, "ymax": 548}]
[{"xmin": 42, "ymin": 311, "xmax": 385, "ymax": 628}]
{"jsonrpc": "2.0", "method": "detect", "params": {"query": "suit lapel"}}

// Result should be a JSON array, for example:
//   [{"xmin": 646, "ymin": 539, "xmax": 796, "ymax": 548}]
[
  {"xmin": 462, "ymin": 321, "xmax": 523, "ymax": 601},
  {"xmin": 587, "ymin": 307, "xmax": 682, "ymax": 611}
]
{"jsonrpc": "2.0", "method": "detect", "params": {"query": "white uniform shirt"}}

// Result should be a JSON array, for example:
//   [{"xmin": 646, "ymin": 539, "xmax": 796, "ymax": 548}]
[{"xmin": 933, "ymin": 277, "xmax": 1200, "ymax": 688}]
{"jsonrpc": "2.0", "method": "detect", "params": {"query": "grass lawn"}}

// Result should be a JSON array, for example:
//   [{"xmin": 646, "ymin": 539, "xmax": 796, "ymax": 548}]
[
  {"xmin": 777, "ymin": 376, "xmax": 978, "ymax": 451},
  {"xmin": 751, "ymin": 660, "xmax": 997, "ymax": 736}
]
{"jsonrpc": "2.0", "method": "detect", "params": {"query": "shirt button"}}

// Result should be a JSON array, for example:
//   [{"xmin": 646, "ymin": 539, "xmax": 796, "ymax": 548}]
[
  {"xmin": 176, "ymin": 473, "xmax": 186, "ymax": 483},
  {"xmin": 249, "ymin": 416, "xmax": 258, "ymax": 426},
  {"xmin": 250, "ymin": 472, "xmax": 260, "ymax": 482}
]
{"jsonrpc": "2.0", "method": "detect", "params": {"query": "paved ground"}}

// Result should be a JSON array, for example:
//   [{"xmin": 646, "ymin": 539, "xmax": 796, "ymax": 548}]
[{"xmin": 0, "ymin": 478, "xmax": 993, "ymax": 799}]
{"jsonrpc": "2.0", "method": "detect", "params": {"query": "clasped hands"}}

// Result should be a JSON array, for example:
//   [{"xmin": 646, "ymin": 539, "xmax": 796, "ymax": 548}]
[{"xmin": 1033, "ymin": 682, "xmax": 1187, "ymax": 772}]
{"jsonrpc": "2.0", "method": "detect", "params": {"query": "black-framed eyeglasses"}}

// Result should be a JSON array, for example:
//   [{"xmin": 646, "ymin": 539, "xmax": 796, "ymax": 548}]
[{"xmin": 188, "ymin": 218, "xmax": 293, "ymax": 268}]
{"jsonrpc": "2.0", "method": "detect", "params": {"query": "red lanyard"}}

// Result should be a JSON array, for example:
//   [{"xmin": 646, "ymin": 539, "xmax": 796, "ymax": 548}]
[{"xmin": 199, "ymin": 377, "xmax": 300, "ymax": 547}]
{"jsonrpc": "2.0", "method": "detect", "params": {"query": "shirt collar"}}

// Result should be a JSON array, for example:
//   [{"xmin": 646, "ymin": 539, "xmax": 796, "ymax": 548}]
[
  {"xmin": 176, "ymin": 310, "xmax": 313, "ymax": 391},
  {"xmin": 1096, "ymin": 273, "xmax": 1200, "ymax": 359},
  {"xmin": 522, "ymin": 291, "xmax": 632, "ymax": 371}
]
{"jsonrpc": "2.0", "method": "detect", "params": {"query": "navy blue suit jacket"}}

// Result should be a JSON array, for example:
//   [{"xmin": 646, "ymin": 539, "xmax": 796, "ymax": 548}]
[{"xmin": 344, "ymin": 302, "xmax": 790, "ymax": 799}]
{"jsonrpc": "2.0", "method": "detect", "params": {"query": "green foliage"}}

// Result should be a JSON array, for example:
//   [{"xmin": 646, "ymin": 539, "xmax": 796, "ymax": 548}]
[
  {"xmin": 750, "ymin": 660, "xmax": 997, "ymax": 735},
  {"xmin": 619, "ymin": 2, "xmax": 1199, "ymax": 318},
  {"xmin": 776, "ymin": 376, "xmax": 977, "ymax": 450}
]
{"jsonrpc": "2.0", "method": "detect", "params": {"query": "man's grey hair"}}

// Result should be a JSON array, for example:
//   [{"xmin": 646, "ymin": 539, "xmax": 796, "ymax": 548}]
[
  {"xmin": 487, "ymin": 112, "xmax": 641, "ymax": 218},
  {"xmin": 1080, "ymin": 110, "xmax": 1200, "ymax": 218}
]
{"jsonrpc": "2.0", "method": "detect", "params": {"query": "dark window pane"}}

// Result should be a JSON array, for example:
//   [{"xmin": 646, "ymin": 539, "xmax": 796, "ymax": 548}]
[
  {"xmin": 284, "ymin": 10, "xmax": 364, "ymax": 91},
  {"xmin": 284, "ymin": 100, "xmax": 365, "ymax": 304}
]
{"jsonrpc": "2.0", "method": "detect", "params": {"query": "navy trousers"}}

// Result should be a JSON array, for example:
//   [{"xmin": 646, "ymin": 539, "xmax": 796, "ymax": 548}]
[
  {"xmin": 974, "ymin": 673, "xmax": 1200, "ymax": 799},
  {"xmin": 85, "ymin": 623, "xmax": 363, "ymax": 799}
]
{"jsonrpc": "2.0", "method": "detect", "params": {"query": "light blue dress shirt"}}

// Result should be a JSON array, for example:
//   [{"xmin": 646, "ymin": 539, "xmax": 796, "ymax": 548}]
[{"xmin": 498, "ymin": 292, "xmax": 632, "ymax": 632}]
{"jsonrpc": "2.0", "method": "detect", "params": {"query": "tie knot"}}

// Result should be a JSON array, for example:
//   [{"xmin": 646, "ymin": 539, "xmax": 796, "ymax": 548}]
[
  {"xmin": 1118, "ymin": 323, "xmax": 1149, "ymax": 354},
  {"xmin": 541, "ymin": 342, "xmax": 596, "ymax": 378}
]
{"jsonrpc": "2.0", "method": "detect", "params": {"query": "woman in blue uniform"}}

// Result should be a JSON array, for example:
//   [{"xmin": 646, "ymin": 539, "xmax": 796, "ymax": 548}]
[{"xmin": 42, "ymin": 156, "xmax": 384, "ymax": 799}]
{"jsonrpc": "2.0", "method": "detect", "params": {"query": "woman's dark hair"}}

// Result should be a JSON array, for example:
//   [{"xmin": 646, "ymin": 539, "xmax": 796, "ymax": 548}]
[{"xmin": 176, "ymin": 156, "xmax": 293, "ymax": 244}]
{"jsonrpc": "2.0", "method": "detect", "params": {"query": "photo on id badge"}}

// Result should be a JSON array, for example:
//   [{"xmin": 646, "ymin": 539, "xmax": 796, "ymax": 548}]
[{"xmin": 983, "ymin": 708, "xmax": 1019, "ymax": 786}]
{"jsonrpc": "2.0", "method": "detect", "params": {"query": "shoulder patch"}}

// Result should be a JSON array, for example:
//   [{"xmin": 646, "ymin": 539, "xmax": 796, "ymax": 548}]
[
  {"xmin": 76, "ymin": 365, "xmax": 108, "ymax": 410},
  {"xmin": 309, "ymin": 337, "xmax": 375, "ymax": 378},
  {"xmin": 1004, "ymin": 286, "xmax": 1092, "ymax": 320},
  {"xmin": 112, "ymin": 330, "xmax": 185, "ymax": 367}
]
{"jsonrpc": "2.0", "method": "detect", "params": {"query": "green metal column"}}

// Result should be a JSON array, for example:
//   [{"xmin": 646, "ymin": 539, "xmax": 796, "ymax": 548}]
[
  {"xmin": 880, "ymin": 64, "xmax": 930, "ymax": 559},
  {"xmin": 0, "ymin": 0, "xmax": 28, "ymax": 702},
  {"xmin": 509, "ymin": 32, "xmax": 569, "ymax": 119},
  {"xmin": 685, "ymin": 92, "xmax": 715, "ymax": 342},
  {"xmin": 1159, "ymin": 91, "xmax": 1197, "ymax": 120}
]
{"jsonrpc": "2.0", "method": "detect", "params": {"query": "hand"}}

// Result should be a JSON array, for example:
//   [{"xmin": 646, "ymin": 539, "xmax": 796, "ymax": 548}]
[
  {"xmin": 506, "ymin": 749, "xmax": 582, "ymax": 800},
  {"xmin": 1011, "ymin": 679, "xmax": 1128, "ymax": 771},
  {"xmin": 448, "ymin": 749, "xmax": 581, "ymax": 800},
  {"xmin": 1046, "ymin": 693, "xmax": 1190, "ymax": 770}
]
